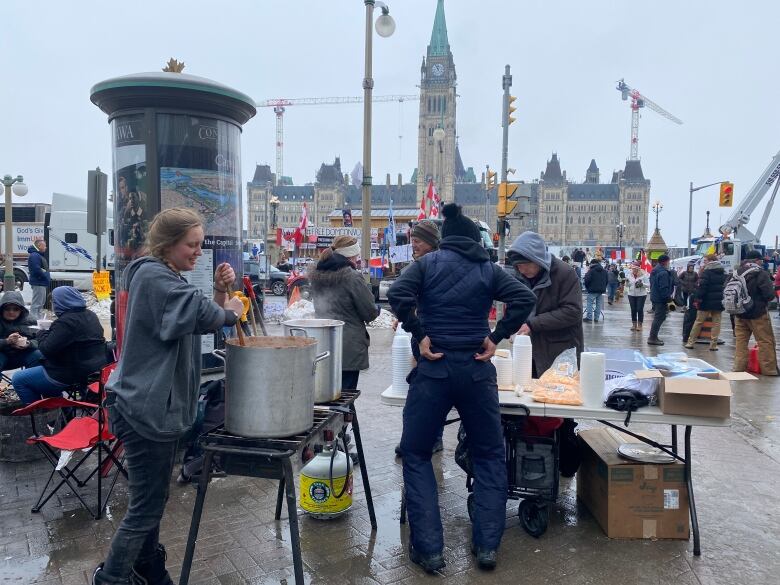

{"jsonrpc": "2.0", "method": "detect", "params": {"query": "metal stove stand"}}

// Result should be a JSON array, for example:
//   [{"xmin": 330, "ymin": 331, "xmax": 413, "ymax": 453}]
[{"xmin": 179, "ymin": 389, "xmax": 376, "ymax": 585}]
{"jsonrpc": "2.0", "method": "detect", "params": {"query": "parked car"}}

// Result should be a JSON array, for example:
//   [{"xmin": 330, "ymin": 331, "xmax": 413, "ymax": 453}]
[
  {"xmin": 243, "ymin": 260, "xmax": 288, "ymax": 296},
  {"xmin": 286, "ymin": 270, "xmax": 312, "ymax": 301}
]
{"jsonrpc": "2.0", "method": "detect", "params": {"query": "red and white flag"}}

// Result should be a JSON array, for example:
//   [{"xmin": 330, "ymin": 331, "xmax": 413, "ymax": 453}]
[
  {"xmin": 417, "ymin": 192, "xmax": 427, "ymax": 220},
  {"xmin": 294, "ymin": 203, "xmax": 308, "ymax": 245},
  {"xmin": 640, "ymin": 251, "xmax": 652, "ymax": 273},
  {"xmin": 426, "ymin": 179, "xmax": 441, "ymax": 219}
]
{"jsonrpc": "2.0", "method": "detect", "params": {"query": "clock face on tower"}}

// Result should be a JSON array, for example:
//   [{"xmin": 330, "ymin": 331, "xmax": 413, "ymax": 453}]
[{"xmin": 431, "ymin": 63, "xmax": 445, "ymax": 77}]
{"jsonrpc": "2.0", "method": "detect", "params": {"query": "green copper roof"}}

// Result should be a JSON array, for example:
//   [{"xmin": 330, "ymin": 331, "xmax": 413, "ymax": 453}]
[{"xmin": 428, "ymin": 0, "xmax": 449, "ymax": 57}]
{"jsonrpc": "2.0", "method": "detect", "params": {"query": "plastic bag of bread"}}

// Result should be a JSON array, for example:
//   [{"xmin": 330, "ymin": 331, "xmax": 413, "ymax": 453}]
[{"xmin": 532, "ymin": 348, "xmax": 583, "ymax": 405}]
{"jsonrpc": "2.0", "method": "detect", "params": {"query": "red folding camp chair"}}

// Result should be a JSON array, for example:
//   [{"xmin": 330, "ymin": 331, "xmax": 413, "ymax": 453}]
[{"xmin": 12, "ymin": 363, "xmax": 126, "ymax": 519}]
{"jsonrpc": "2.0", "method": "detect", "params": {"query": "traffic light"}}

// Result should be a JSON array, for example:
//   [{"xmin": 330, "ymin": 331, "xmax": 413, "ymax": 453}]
[
  {"xmin": 486, "ymin": 169, "xmax": 497, "ymax": 191},
  {"xmin": 497, "ymin": 182, "xmax": 518, "ymax": 217},
  {"xmin": 719, "ymin": 181, "xmax": 734, "ymax": 207},
  {"xmin": 506, "ymin": 95, "xmax": 517, "ymax": 126}
]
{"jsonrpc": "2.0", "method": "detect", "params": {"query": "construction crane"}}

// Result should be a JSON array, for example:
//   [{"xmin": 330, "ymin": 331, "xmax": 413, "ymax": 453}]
[
  {"xmin": 616, "ymin": 79, "xmax": 683, "ymax": 160},
  {"xmin": 256, "ymin": 94, "xmax": 418, "ymax": 184}
]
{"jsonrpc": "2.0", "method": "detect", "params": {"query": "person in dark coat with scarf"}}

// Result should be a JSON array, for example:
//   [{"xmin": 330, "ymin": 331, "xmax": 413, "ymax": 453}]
[
  {"xmin": 684, "ymin": 254, "xmax": 726, "ymax": 350},
  {"xmin": 309, "ymin": 235, "xmax": 379, "ymax": 390},
  {"xmin": 389, "ymin": 204, "xmax": 535, "ymax": 573},
  {"xmin": 506, "ymin": 231, "xmax": 584, "ymax": 376},
  {"xmin": 678, "ymin": 263, "xmax": 699, "ymax": 306},
  {"xmin": 13, "ymin": 286, "xmax": 108, "ymax": 404}
]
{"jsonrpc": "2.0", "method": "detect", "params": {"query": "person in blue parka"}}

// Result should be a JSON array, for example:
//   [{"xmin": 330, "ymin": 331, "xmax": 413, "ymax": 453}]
[{"xmin": 388, "ymin": 203, "xmax": 536, "ymax": 573}]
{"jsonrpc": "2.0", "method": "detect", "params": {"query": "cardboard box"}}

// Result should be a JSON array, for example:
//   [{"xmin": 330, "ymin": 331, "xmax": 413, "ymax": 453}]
[
  {"xmin": 577, "ymin": 428, "xmax": 690, "ymax": 540},
  {"xmin": 634, "ymin": 369, "xmax": 755, "ymax": 418}
]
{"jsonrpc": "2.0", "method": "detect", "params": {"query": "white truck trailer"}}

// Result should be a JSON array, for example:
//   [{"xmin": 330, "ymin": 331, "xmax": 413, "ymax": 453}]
[{"xmin": 44, "ymin": 192, "xmax": 114, "ymax": 291}]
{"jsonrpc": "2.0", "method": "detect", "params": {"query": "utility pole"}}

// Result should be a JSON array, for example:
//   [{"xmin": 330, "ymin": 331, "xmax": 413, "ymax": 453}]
[{"xmin": 499, "ymin": 64, "xmax": 512, "ymax": 265}]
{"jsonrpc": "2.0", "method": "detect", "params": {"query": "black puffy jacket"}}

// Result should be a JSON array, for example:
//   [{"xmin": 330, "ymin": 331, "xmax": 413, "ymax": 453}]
[
  {"xmin": 37, "ymin": 308, "xmax": 108, "ymax": 384},
  {"xmin": 693, "ymin": 263, "xmax": 726, "ymax": 311},
  {"xmin": 584, "ymin": 263, "xmax": 608, "ymax": 294}
]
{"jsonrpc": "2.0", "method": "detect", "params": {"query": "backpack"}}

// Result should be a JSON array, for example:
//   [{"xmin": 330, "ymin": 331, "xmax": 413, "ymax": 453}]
[{"xmin": 723, "ymin": 265, "xmax": 758, "ymax": 315}]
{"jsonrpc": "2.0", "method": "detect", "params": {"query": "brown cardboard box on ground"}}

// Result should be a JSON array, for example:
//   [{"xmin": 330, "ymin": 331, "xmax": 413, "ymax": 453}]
[
  {"xmin": 634, "ymin": 369, "xmax": 756, "ymax": 418},
  {"xmin": 577, "ymin": 428, "xmax": 690, "ymax": 540}
]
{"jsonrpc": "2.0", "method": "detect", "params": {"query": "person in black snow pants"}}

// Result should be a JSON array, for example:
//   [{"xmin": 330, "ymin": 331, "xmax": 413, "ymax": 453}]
[{"xmin": 388, "ymin": 203, "xmax": 536, "ymax": 573}]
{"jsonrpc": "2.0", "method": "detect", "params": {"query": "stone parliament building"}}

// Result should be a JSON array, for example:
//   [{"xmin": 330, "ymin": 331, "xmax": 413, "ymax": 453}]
[{"xmin": 246, "ymin": 0, "xmax": 650, "ymax": 251}]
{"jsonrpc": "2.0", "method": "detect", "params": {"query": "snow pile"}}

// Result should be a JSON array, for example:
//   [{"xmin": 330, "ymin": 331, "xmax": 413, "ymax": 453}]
[
  {"xmin": 368, "ymin": 309, "xmax": 395, "ymax": 329},
  {"xmin": 83, "ymin": 293, "xmax": 112, "ymax": 321},
  {"xmin": 283, "ymin": 299, "xmax": 315, "ymax": 321}
]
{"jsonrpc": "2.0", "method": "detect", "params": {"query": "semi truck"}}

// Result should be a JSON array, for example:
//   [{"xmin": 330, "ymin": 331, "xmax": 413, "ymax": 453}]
[{"xmin": 44, "ymin": 192, "xmax": 114, "ymax": 291}]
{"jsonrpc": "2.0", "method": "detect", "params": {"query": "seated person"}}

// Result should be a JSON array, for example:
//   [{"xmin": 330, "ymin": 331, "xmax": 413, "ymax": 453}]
[
  {"xmin": 0, "ymin": 291, "xmax": 43, "ymax": 374},
  {"xmin": 13, "ymin": 287, "xmax": 108, "ymax": 405}
]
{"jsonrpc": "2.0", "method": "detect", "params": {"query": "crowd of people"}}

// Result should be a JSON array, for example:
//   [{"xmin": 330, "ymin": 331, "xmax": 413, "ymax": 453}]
[{"xmin": 569, "ymin": 249, "xmax": 779, "ymax": 375}]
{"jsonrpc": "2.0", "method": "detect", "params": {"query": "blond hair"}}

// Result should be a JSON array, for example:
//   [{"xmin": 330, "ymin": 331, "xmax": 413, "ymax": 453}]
[
  {"xmin": 319, "ymin": 235, "xmax": 358, "ymax": 262},
  {"xmin": 146, "ymin": 208, "xmax": 204, "ymax": 260}
]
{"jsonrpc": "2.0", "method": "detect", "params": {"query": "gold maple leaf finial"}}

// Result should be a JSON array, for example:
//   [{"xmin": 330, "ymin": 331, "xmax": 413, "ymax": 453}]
[{"xmin": 162, "ymin": 58, "xmax": 185, "ymax": 73}]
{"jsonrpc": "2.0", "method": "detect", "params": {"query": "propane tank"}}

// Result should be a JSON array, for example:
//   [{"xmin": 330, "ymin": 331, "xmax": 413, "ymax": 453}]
[{"xmin": 299, "ymin": 442, "xmax": 353, "ymax": 519}]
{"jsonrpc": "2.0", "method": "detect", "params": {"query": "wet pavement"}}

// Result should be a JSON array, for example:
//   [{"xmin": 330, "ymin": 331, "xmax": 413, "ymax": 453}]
[{"xmin": 1, "ymin": 299, "xmax": 779, "ymax": 584}]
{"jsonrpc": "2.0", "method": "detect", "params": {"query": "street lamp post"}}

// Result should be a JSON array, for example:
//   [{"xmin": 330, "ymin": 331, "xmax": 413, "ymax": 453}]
[
  {"xmin": 616, "ymin": 221, "xmax": 626, "ymax": 250},
  {"xmin": 652, "ymin": 200, "xmax": 663, "ymax": 232},
  {"xmin": 688, "ymin": 180, "xmax": 726, "ymax": 255},
  {"xmin": 2, "ymin": 174, "xmax": 28, "ymax": 291},
  {"xmin": 269, "ymin": 195, "xmax": 280, "ymax": 259},
  {"xmin": 361, "ymin": 0, "xmax": 395, "ymax": 279}
]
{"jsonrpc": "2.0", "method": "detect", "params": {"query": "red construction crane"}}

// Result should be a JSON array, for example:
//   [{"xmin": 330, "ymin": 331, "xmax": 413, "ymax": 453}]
[
  {"xmin": 616, "ymin": 79, "xmax": 682, "ymax": 160},
  {"xmin": 256, "ymin": 95, "xmax": 417, "ymax": 183}
]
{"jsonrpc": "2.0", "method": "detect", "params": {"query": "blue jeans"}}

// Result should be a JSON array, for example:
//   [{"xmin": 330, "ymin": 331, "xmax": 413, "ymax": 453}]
[
  {"xmin": 607, "ymin": 282, "xmax": 619, "ymax": 302},
  {"xmin": 0, "ymin": 348, "xmax": 43, "ymax": 374},
  {"xmin": 12, "ymin": 365, "xmax": 69, "ymax": 405},
  {"xmin": 585, "ymin": 293, "xmax": 603, "ymax": 321},
  {"xmin": 401, "ymin": 350, "xmax": 506, "ymax": 554},
  {"xmin": 99, "ymin": 405, "xmax": 178, "ymax": 584}
]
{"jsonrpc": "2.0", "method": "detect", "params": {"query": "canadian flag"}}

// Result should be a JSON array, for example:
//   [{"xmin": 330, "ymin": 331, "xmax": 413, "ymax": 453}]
[
  {"xmin": 294, "ymin": 203, "xmax": 308, "ymax": 245},
  {"xmin": 640, "ymin": 251, "xmax": 653, "ymax": 273},
  {"xmin": 417, "ymin": 192, "xmax": 427, "ymax": 220},
  {"xmin": 426, "ymin": 179, "xmax": 441, "ymax": 219}
]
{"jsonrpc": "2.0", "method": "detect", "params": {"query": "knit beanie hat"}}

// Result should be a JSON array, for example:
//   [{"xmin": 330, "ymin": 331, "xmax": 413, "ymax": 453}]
[
  {"xmin": 441, "ymin": 203, "xmax": 481, "ymax": 242},
  {"xmin": 410, "ymin": 220, "xmax": 441, "ymax": 249}
]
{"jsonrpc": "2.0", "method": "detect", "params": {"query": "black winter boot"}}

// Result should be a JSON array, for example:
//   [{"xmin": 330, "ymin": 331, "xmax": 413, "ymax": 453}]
[
  {"xmin": 92, "ymin": 564, "xmax": 132, "ymax": 584},
  {"xmin": 130, "ymin": 545, "xmax": 174, "ymax": 585}
]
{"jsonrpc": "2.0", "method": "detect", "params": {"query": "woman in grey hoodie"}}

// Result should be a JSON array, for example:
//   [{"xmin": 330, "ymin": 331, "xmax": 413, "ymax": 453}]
[{"xmin": 94, "ymin": 208, "xmax": 244, "ymax": 585}]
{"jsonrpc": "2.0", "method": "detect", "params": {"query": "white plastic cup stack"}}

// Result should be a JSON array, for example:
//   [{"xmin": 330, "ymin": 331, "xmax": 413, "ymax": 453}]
[
  {"xmin": 492, "ymin": 349, "xmax": 514, "ymax": 389},
  {"xmin": 391, "ymin": 327, "xmax": 414, "ymax": 398},
  {"xmin": 580, "ymin": 351, "xmax": 606, "ymax": 408},
  {"xmin": 513, "ymin": 335, "xmax": 533, "ymax": 391}
]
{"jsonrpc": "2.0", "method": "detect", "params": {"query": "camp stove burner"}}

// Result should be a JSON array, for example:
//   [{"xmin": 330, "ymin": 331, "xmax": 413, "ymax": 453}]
[{"xmin": 179, "ymin": 389, "xmax": 375, "ymax": 585}]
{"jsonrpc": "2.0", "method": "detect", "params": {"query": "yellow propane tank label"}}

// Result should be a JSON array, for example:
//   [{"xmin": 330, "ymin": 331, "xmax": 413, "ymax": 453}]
[{"xmin": 300, "ymin": 473, "xmax": 353, "ymax": 514}]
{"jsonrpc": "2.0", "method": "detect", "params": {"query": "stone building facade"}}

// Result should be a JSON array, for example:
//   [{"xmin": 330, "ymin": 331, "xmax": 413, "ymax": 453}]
[{"xmin": 535, "ymin": 154, "xmax": 650, "ymax": 247}]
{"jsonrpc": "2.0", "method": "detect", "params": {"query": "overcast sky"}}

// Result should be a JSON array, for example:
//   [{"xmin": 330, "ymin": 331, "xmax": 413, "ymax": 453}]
[{"xmin": 3, "ymin": 0, "xmax": 780, "ymax": 247}]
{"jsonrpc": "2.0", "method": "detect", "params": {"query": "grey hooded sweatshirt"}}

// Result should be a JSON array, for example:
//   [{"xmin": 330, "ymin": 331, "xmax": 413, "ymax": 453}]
[
  {"xmin": 108, "ymin": 257, "xmax": 237, "ymax": 442},
  {"xmin": 506, "ymin": 232, "xmax": 583, "ymax": 375}
]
